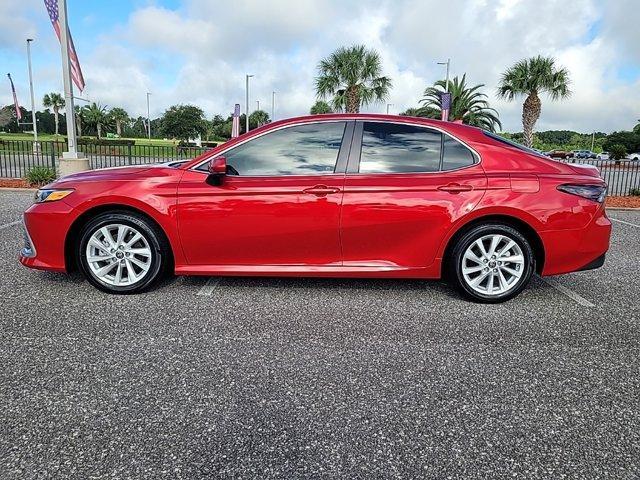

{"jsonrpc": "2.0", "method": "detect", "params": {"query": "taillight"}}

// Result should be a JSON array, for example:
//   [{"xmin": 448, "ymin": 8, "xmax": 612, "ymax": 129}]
[{"xmin": 557, "ymin": 184, "xmax": 606, "ymax": 203}]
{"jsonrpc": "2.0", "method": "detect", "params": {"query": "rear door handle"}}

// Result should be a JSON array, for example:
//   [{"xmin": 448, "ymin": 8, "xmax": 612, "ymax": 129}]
[
  {"xmin": 303, "ymin": 185, "xmax": 341, "ymax": 196},
  {"xmin": 437, "ymin": 183, "xmax": 473, "ymax": 193}
]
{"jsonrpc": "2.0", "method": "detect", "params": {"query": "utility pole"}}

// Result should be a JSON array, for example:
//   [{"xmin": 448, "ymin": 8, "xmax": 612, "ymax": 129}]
[
  {"xmin": 245, "ymin": 74, "xmax": 253, "ymax": 133},
  {"xmin": 26, "ymin": 38, "xmax": 39, "ymax": 152},
  {"xmin": 58, "ymin": 0, "xmax": 79, "ymax": 159},
  {"xmin": 591, "ymin": 131, "xmax": 595, "ymax": 151},
  {"xmin": 386, "ymin": 103, "xmax": 393, "ymax": 115},
  {"xmin": 146, "ymin": 92, "xmax": 151, "ymax": 140},
  {"xmin": 271, "ymin": 91, "xmax": 275, "ymax": 121},
  {"xmin": 256, "ymin": 100, "xmax": 260, "ymax": 111}
]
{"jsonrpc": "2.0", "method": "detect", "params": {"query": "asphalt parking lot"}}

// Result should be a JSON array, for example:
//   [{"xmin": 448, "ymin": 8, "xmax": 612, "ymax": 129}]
[{"xmin": 1, "ymin": 189, "xmax": 639, "ymax": 479}]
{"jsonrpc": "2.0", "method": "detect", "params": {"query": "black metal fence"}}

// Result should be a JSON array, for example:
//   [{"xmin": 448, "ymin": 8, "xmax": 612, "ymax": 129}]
[
  {"xmin": 1, "ymin": 139, "xmax": 639, "ymax": 196},
  {"xmin": 556, "ymin": 158, "xmax": 640, "ymax": 196},
  {"xmin": 0, "ymin": 139, "xmax": 211, "ymax": 179}
]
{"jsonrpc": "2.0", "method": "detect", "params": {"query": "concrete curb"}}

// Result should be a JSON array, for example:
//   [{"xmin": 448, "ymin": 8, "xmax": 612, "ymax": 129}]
[
  {"xmin": 0, "ymin": 187, "xmax": 37, "ymax": 192},
  {"xmin": 607, "ymin": 207, "xmax": 640, "ymax": 211}
]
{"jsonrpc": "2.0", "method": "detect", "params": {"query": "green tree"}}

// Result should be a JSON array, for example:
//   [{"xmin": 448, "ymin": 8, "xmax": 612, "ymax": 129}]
[
  {"xmin": 315, "ymin": 45, "xmax": 392, "ymax": 113},
  {"xmin": 249, "ymin": 110, "xmax": 270, "ymax": 129},
  {"xmin": 603, "ymin": 131, "xmax": 640, "ymax": 153},
  {"xmin": 419, "ymin": 74, "xmax": 501, "ymax": 132},
  {"xmin": 42, "ymin": 92, "xmax": 65, "ymax": 136},
  {"xmin": 160, "ymin": 104, "xmax": 207, "ymax": 141},
  {"xmin": 497, "ymin": 56, "xmax": 571, "ymax": 147},
  {"xmin": 633, "ymin": 120, "xmax": 640, "ymax": 134},
  {"xmin": 83, "ymin": 102, "xmax": 108, "ymax": 139},
  {"xmin": 310, "ymin": 100, "xmax": 332, "ymax": 115},
  {"xmin": 0, "ymin": 106, "xmax": 13, "ymax": 128},
  {"xmin": 109, "ymin": 107, "xmax": 129, "ymax": 136}
]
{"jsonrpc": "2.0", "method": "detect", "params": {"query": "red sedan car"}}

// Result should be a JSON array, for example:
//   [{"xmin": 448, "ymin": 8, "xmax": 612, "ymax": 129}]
[{"xmin": 20, "ymin": 114, "xmax": 611, "ymax": 302}]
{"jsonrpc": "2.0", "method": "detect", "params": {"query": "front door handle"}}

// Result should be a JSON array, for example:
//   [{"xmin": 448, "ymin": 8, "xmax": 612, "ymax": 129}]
[
  {"xmin": 303, "ymin": 185, "xmax": 341, "ymax": 196},
  {"xmin": 437, "ymin": 183, "xmax": 473, "ymax": 193}
]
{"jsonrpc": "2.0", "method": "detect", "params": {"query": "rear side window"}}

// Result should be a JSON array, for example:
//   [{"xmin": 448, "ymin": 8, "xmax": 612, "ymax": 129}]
[
  {"xmin": 442, "ymin": 134, "xmax": 477, "ymax": 169},
  {"xmin": 359, "ymin": 122, "xmax": 442, "ymax": 173}
]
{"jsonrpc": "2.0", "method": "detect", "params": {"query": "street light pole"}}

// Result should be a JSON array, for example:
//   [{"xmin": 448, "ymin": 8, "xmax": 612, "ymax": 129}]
[
  {"xmin": 386, "ymin": 103, "xmax": 393, "ymax": 115},
  {"xmin": 271, "ymin": 91, "xmax": 275, "ymax": 121},
  {"xmin": 437, "ymin": 58, "xmax": 451, "ymax": 92},
  {"xmin": 245, "ymin": 74, "xmax": 253, "ymax": 133},
  {"xmin": 146, "ymin": 92, "xmax": 151, "ymax": 140},
  {"xmin": 256, "ymin": 100, "xmax": 260, "ymax": 111},
  {"xmin": 58, "ymin": 0, "xmax": 79, "ymax": 158},
  {"xmin": 26, "ymin": 39, "xmax": 39, "ymax": 152}
]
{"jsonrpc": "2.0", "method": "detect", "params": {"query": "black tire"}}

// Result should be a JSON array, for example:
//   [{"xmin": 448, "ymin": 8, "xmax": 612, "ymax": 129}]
[
  {"xmin": 447, "ymin": 223, "xmax": 535, "ymax": 303},
  {"xmin": 77, "ymin": 211, "xmax": 170, "ymax": 294}
]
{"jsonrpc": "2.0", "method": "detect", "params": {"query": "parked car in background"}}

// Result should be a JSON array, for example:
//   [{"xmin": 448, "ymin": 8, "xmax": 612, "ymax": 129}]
[
  {"xmin": 628, "ymin": 152, "xmax": 640, "ymax": 161},
  {"xmin": 20, "ymin": 114, "xmax": 611, "ymax": 303},
  {"xmin": 544, "ymin": 149, "xmax": 572, "ymax": 159},
  {"xmin": 572, "ymin": 150, "xmax": 597, "ymax": 159},
  {"xmin": 596, "ymin": 152, "xmax": 610, "ymax": 160}
]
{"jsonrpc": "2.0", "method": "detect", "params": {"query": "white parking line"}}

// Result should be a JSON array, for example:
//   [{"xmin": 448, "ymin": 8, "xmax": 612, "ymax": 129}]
[
  {"xmin": 0, "ymin": 220, "xmax": 20, "ymax": 231},
  {"xmin": 197, "ymin": 277, "xmax": 220, "ymax": 296},
  {"xmin": 611, "ymin": 218, "xmax": 640, "ymax": 228},
  {"xmin": 540, "ymin": 277, "xmax": 595, "ymax": 307}
]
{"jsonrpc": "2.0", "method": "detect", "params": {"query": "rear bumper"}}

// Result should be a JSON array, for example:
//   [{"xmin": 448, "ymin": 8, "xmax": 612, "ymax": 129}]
[{"xmin": 540, "ymin": 206, "xmax": 611, "ymax": 276}]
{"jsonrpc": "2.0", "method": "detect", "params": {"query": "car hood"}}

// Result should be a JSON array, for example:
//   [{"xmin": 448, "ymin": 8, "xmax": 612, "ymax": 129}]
[{"xmin": 50, "ymin": 165, "xmax": 156, "ymax": 187}]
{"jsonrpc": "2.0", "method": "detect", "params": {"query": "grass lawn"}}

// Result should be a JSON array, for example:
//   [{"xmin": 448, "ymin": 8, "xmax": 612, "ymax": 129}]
[{"xmin": 0, "ymin": 132, "xmax": 179, "ymax": 147}]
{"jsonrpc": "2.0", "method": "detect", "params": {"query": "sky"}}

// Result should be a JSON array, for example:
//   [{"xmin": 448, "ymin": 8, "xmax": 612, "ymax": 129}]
[{"xmin": 1, "ymin": 0, "xmax": 638, "ymax": 133}]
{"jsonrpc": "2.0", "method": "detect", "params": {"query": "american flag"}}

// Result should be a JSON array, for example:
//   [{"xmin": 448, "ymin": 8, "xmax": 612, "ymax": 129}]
[
  {"xmin": 440, "ymin": 92, "xmax": 451, "ymax": 122},
  {"xmin": 44, "ymin": 0, "xmax": 85, "ymax": 92},
  {"xmin": 231, "ymin": 104, "xmax": 240, "ymax": 138},
  {"xmin": 7, "ymin": 74, "xmax": 22, "ymax": 121}
]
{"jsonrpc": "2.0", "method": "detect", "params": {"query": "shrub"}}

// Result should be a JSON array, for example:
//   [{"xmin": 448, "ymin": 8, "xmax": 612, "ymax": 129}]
[
  {"xmin": 609, "ymin": 144, "xmax": 627, "ymax": 162},
  {"xmin": 25, "ymin": 166, "xmax": 57, "ymax": 187},
  {"xmin": 629, "ymin": 188, "xmax": 640, "ymax": 197}
]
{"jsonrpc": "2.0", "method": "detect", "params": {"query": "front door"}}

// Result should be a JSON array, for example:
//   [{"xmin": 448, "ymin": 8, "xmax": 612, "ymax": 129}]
[{"xmin": 177, "ymin": 121, "xmax": 353, "ymax": 267}]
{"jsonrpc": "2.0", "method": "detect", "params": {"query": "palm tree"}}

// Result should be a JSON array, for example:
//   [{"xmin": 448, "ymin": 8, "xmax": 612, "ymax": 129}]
[
  {"xmin": 310, "ymin": 100, "xmax": 333, "ymax": 115},
  {"xmin": 83, "ymin": 102, "xmax": 108, "ymax": 139},
  {"xmin": 315, "ymin": 45, "xmax": 392, "ymax": 113},
  {"xmin": 419, "ymin": 75, "xmax": 502, "ymax": 132},
  {"xmin": 109, "ymin": 107, "xmax": 129, "ymax": 136},
  {"xmin": 497, "ymin": 56, "xmax": 571, "ymax": 147},
  {"xmin": 42, "ymin": 92, "xmax": 65, "ymax": 136},
  {"xmin": 74, "ymin": 105, "xmax": 85, "ymax": 137}
]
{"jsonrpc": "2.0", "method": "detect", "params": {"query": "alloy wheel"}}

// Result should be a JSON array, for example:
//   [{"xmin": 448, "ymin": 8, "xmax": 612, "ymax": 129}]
[
  {"xmin": 85, "ymin": 223, "xmax": 153, "ymax": 287},
  {"xmin": 461, "ymin": 234, "xmax": 525, "ymax": 296}
]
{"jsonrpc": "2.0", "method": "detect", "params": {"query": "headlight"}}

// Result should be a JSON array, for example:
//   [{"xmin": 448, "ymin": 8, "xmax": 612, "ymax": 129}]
[{"xmin": 34, "ymin": 189, "xmax": 74, "ymax": 203}]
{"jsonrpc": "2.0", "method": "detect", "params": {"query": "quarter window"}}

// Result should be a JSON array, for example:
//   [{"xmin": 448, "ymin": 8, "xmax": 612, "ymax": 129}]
[
  {"xmin": 442, "ymin": 134, "xmax": 477, "ymax": 169},
  {"xmin": 359, "ymin": 122, "xmax": 442, "ymax": 173},
  {"xmin": 216, "ymin": 122, "xmax": 346, "ymax": 176}
]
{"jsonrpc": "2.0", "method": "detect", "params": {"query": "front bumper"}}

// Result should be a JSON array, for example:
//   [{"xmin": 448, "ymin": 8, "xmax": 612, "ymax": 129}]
[{"xmin": 19, "ymin": 200, "xmax": 76, "ymax": 273}]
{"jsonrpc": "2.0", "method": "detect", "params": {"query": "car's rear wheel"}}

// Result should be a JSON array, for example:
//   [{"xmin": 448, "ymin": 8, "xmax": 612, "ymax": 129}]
[
  {"xmin": 448, "ymin": 223, "xmax": 535, "ymax": 303},
  {"xmin": 77, "ymin": 211, "xmax": 168, "ymax": 294}
]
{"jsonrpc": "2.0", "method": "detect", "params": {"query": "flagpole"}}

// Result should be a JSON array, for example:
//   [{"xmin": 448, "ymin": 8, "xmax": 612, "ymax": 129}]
[
  {"xmin": 58, "ymin": 0, "xmax": 79, "ymax": 159},
  {"xmin": 26, "ymin": 39, "xmax": 39, "ymax": 152}
]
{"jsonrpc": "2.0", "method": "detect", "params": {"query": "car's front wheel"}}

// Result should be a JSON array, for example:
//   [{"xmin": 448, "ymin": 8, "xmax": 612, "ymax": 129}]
[
  {"xmin": 448, "ymin": 223, "xmax": 535, "ymax": 303},
  {"xmin": 77, "ymin": 211, "xmax": 169, "ymax": 294}
]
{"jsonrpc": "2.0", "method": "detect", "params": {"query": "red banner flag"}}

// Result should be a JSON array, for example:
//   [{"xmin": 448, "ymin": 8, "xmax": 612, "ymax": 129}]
[{"xmin": 7, "ymin": 73, "xmax": 22, "ymax": 121}]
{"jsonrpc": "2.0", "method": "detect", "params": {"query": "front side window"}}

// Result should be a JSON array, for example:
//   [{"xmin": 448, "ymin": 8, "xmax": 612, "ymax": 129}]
[
  {"xmin": 216, "ymin": 122, "xmax": 346, "ymax": 176},
  {"xmin": 359, "ymin": 122, "xmax": 442, "ymax": 173}
]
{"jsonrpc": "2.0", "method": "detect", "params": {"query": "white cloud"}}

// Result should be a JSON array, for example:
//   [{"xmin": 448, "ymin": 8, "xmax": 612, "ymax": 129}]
[{"xmin": 1, "ymin": 0, "xmax": 639, "ymax": 132}]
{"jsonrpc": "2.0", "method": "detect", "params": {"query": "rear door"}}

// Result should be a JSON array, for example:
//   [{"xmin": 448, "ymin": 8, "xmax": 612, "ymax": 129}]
[
  {"xmin": 340, "ymin": 121, "xmax": 487, "ymax": 269},
  {"xmin": 177, "ymin": 121, "xmax": 354, "ymax": 266}
]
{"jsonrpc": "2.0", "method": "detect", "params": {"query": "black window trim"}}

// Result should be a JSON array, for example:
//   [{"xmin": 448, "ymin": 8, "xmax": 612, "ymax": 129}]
[
  {"xmin": 346, "ymin": 120, "xmax": 481, "ymax": 175},
  {"xmin": 190, "ymin": 120, "xmax": 356, "ymax": 177}
]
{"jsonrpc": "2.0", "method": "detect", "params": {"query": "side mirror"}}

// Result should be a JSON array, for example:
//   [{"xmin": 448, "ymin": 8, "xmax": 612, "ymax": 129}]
[{"xmin": 206, "ymin": 156, "xmax": 226, "ymax": 185}]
